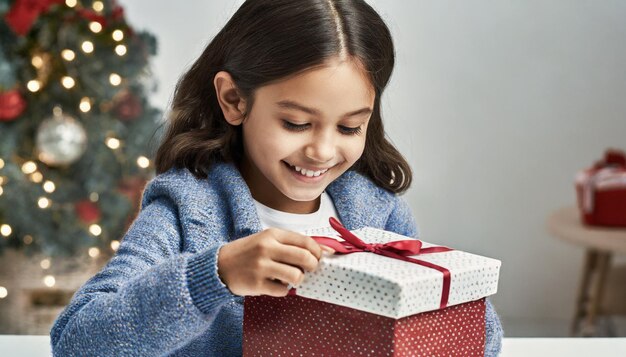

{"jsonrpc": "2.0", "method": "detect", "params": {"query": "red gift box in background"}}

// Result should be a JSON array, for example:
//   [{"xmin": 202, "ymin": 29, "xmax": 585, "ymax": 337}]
[
  {"xmin": 575, "ymin": 149, "xmax": 626, "ymax": 227},
  {"xmin": 244, "ymin": 295, "xmax": 486, "ymax": 356}
]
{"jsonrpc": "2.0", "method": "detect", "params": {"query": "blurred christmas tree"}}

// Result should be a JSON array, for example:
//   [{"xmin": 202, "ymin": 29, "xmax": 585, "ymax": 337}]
[{"xmin": 0, "ymin": 0, "xmax": 161, "ymax": 258}]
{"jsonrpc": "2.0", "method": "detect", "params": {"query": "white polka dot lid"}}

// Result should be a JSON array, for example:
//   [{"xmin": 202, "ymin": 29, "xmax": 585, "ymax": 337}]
[{"xmin": 297, "ymin": 226, "xmax": 501, "ymax": 319}]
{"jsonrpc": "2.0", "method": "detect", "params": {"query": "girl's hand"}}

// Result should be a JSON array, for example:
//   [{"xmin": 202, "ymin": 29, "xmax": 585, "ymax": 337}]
[{"xmin": 217, "ymin": 228, "xmax": 333, "ymax": 297}]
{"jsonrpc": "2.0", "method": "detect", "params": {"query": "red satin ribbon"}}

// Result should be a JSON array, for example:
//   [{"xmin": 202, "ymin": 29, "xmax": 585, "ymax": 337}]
[{"xmin": 310, "ymin": 217, "xmax": 454, "ymax": 310}]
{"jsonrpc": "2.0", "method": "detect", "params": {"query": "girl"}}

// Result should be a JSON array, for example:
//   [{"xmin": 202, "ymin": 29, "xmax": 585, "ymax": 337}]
[{"xmin": 51, "ymin": 0, "xmax": 503, "ymax": 356}]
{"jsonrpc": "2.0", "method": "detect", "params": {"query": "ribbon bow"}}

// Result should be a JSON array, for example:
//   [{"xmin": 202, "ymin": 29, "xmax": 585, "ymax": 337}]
[{"xmin": 311, "ymin": 217, "xmax": 454, "ymax": 309}]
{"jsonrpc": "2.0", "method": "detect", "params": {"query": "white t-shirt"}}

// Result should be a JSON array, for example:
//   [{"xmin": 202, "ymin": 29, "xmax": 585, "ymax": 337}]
[{"xmin": 253, "ymin": 191, "xmax": 339, "ymax": 233}]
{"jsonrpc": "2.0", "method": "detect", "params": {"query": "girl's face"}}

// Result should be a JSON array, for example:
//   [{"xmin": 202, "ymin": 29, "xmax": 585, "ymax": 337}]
[{"xmin": 239, "ymin": 59, "xmax": 375, "ymax": 214}]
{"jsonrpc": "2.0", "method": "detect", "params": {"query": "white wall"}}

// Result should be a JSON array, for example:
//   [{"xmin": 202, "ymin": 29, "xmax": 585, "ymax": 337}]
[{"xmin": 122, "ymin": 0, "xmax": 626, "ymax": 336}]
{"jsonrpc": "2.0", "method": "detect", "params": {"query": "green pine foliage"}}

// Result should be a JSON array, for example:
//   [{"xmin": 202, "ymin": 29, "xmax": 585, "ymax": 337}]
[{"xmin": 0, "ymin": 0, "xmax": 162, "ymax": 257}]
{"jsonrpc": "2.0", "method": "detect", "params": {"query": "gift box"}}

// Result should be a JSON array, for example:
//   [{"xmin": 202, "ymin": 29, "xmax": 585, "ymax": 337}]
[
  {"xmin": 243, "ymin": 218, "xmax": 501, "ymax": 356},
  {"xmin": 575, "ymin": 149, "xmax": 626, "ymax": 227}
]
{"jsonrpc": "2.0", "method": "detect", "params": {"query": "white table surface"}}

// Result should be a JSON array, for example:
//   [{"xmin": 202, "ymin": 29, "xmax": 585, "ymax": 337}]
[{"xmin": 1, "ymin": 335, "xmax": 625, "ymax": 356}]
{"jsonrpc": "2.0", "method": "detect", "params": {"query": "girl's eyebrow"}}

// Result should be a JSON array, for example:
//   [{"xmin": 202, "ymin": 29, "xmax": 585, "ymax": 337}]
[{"xmin": 276, "ymin": 100, "xmax": 372, "ymax": 118}]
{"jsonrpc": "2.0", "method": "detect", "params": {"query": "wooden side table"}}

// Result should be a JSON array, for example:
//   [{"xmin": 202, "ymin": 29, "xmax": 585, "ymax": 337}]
[{"xmin": 547, "ymin": 206, "xmax": 626, "ymax": 337}]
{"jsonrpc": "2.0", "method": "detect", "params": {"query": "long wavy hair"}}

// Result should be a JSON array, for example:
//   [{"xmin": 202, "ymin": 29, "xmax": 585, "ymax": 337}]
[{"xmin": 155, "ymin": 0, "xmax": 412, "ymax": 193}]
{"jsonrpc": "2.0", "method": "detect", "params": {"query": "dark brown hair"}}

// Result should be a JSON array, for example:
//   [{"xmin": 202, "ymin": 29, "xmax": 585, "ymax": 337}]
[{"xmin": 156, "ymin": 0, "xmax": 412, "ymax": 193}]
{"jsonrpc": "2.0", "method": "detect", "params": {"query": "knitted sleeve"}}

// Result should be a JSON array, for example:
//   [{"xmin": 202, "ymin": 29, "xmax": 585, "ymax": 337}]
[
  {"xmin": 385, "ymin": 195, "xmax": 504, "ymax": 357},
  {"xmin": 50, "ymin": 193, "xmax": 235, "ymax": 356}
]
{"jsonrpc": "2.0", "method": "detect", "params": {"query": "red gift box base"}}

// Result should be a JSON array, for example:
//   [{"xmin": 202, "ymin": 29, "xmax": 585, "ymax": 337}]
[{"xmin": 243, "ymin": 295, "xmax": 486, "ymax": 356}]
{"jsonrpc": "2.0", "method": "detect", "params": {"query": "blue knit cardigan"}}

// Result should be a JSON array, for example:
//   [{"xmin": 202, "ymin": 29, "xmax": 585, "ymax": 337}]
[{"xmin": 51, "ymin": 162, "xmax": 503, "ymax": 356}]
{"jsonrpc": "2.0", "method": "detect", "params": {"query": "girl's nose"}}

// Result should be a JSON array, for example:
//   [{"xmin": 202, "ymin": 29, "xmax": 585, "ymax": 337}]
[{"xmin": 304, "ymin": 131, "xmax": 336, "ymax": 163}]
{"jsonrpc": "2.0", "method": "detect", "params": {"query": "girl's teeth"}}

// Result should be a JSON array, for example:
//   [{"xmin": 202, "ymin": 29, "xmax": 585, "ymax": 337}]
[{"xmin": 290, "ymin": 164, "xmax": 328, "ymax": 177}]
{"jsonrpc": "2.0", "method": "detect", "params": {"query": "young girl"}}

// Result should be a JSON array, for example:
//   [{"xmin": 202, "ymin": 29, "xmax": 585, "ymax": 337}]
[{"xmin": 51, "ymin": 0, "xmax": 503, "ymax": 355}]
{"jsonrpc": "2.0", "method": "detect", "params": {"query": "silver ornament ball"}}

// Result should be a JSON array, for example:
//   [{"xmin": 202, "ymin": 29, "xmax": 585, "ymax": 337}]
[{"xmin": 36, "ymin": 109, "xmax": 87, "ymax": 166}]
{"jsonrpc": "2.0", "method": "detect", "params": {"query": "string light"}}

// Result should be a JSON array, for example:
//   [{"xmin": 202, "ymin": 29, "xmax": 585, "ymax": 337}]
[
  {"xmin": 0, "ymin": 177, "xmax": 3, "ymax": 184},
  {"xmin": 40, "ymin": 259, "xmax": 51, "ymax": 270},
  {"xmin": 110, "ymin": 240, "xmax": 120, "ymax": 251},
  {"xmin": 61, "ymin": 76, "xmax": 75, "ymax": 89},
  {"xmin": 89, "ymin": 192, "xmax": 99, "ymax": 202},
  {"xmin": 30, "ymin": 172, "xmax": 43, "ymax": 183},
  {"xmin": 89, "ymin": 224, "xmax": 102, "ymax": 236},
  {"xmin": 1, "ymin": 224, "xmax": 11, "ymax": 237},
  {"xmin": 61, "ymin": 49, "xmax": 75, "ymax": 61},
  {"xmin": 112, "ymin": 30, "xmax": 124, "ymax": 42},
  {"xmin": 0, "ymin": 287, "xmax": 7, "ymax": 299},
  {"xmin": 0, "ymin": 187, "xmax": 3, "ymax": 196},
  {"xmin": 89, "ymin": 21, "xmax": 102, "ymax": 33},
  {"xmin": 93, "ymin": 1, "xmax": 104, "ymax": 12},
  {"xmin": 31, "ymin": 55, "xmax": 43, "ymax": 68},
  {"xmin": 23, "ymin": 235, "xmax": 33, "ymax": 245},
  {"xmin": 0, "ymin": 158, "xmax": 4, "ymax": 169},
  {"xmin": 38, "ymin": 197, "xmax": 50, "ymax": 209},
  {"xmin": 21, "ymin": 161, "xmax": 37, "ymax": 174},
  {"xmin": 115, "ymin": 45, "xmax": 127, "ymax": 56},
  {"xmin": 106, "ymin": 137, "xmax": 121, "ymax": 149},
  {"xmin": 65, "ymin": 0, "xmax": 77, "ymax": 8},
  {"xmin": 27, "ymin": 80, "xmax": 41, "ymax": 92},
  {"xmin": 109, "ymin": 73, "xmax": 122, "ymax": 86},
  {"xmin": 88, "ymin": 247, "xmax": 100, "ymax": 258},
  {"xmin": 79, "ymin": 97, "xmax": 91, "ymax": 112},
  {"xmin": 81, "ymin": 41, "xmax": 94, "ymax": 53},
  {"xmin": 137, "ymin": 156, "xmax": 150, "ymax": 168},
  {"xmin": 43, "ymin": 275, "xmax": 56, "ymax": 287},
  {"xmin": 43, "ymin": 180, "xmax": 56, "ymax": 193}
]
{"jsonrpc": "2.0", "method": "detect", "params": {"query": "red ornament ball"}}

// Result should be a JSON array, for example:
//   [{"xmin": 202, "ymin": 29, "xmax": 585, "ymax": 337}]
[
  {"xmin": 0, "ymin": 89, "xmax": 27, "ymax": 121},
  {"xmin": 113, "ymin": 89, "xmax": 143, "ymax": 121},
  {"xmin": 75, "ymin": 200, "xmax": 102, "ymax": 224}
]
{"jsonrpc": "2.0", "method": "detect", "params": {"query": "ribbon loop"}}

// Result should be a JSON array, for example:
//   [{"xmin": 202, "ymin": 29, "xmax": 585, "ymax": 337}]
[{"xmin": 312, "ymin": 217, "xmax": 453, "ymax": 310}]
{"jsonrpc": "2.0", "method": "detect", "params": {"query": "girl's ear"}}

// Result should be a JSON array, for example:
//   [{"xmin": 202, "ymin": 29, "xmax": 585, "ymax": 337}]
[{"xmin": 214, "ymin": 71, "xmax": 247, "ymax": 126}]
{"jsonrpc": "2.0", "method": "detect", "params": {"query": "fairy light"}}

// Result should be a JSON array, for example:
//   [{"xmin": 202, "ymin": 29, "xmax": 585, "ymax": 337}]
[
  {"xmin": 0, "ymin": 287, "xmax": 7, "ymax": 298},
  {"xmin": 31, "ymin": 55, "xmax": 43, "ymax": 68},
  {"xmin": 61, "ymin": 49, "xmax": 75, "ymax": 61},
  {"xmin": 40, "ymin": 259, "xmax": 51, "ymax": 270},
  {"xmin": 81, "ymin": 41, "xmax": 94, "ymax": 53},
  {"xmin": 109, "ymin": 73, "xmax": 122, "ymax": 86},
  {"xmin": 89, "ymin": 21, "xmax": 102, "ymax": 33},
  {"xmin": 1, "ymin": 224, "xmax": 11, "ymax": 237},
  {"xmin": 93, "ymin": 1, "xmax": 104, "ymax": 12},
  {"xmin": 79, "ymin": 97, "xmax": 91, "ymax": 112},
  {"xmin": 106, "ymin": 137, "xmax": 121, "ymax": 149},
  {"xmin": 38, "ymin": 197, "xmax": 50, "ymax": 209},
  {"xmin": 89, "ymin": 192, "xmax": 99, "ymax": 202},
  {"xmin": 22, "ymin": 161, "xmax": 37, "ymax": 174},
  {"xmin": 0, "ymin": 187, "xmax": 3, "ymax": 196},
  {"xmin": 27, "ymin": 80, "xmax": 41, "ymax": 92},
  {"xmin": 30, "ymin": 172, "xmax": 43, "ymax": 183},
  {"xmin": 112, "ymin": 29, "xmax": 124, "ymax": 41},
  {"xmin": 114, "ymin": 44, "xmax": 127, "ymax": 56},
  {"xmin": 61, "ymin": 76, "xmax": 75, "ymax": 89},
  {"xmin": 43, "ymin": 180, "xmax": 56, "ymax": 193},
  {"xmin": 88, "ymin": 247, "xmax": 100, "ymax": 258},
  {"xmin": 0, "ymin": 158, "xmax": 4, "ymax": 169},
  {"xmin": 65, "ymin": 0, "xmax": 77, "ymax": 8},
  {"xmin": 43, "ymin": 275, "xmax": 56, "ymax": 287},
  {"xmin": 136, "ymin": 156, "xmax": 150, "ymax": 168},
  {"xmin": 89, "ymin": 224, "xmax": 102, "ymax": 236},
  {"xmin": 110, "ymin": 240, "xmax": 120, "ymax": 251},
  {"xmin": 23, "ymin": 235, "xmax": 33, "ymax": 245}
]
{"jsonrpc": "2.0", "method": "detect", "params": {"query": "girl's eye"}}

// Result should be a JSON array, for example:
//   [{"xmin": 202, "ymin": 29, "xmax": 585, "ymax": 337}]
[
  {"xmin": 282, "ymin": 120, "xmax": 309, "ymax": 132},
  {"xmin": 282, "ymin": 120, "xmax": 362, "ymax": 136},
  {"xmin": 338, "ymin": 125, "xmax": 362, "ymax": 136}
]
